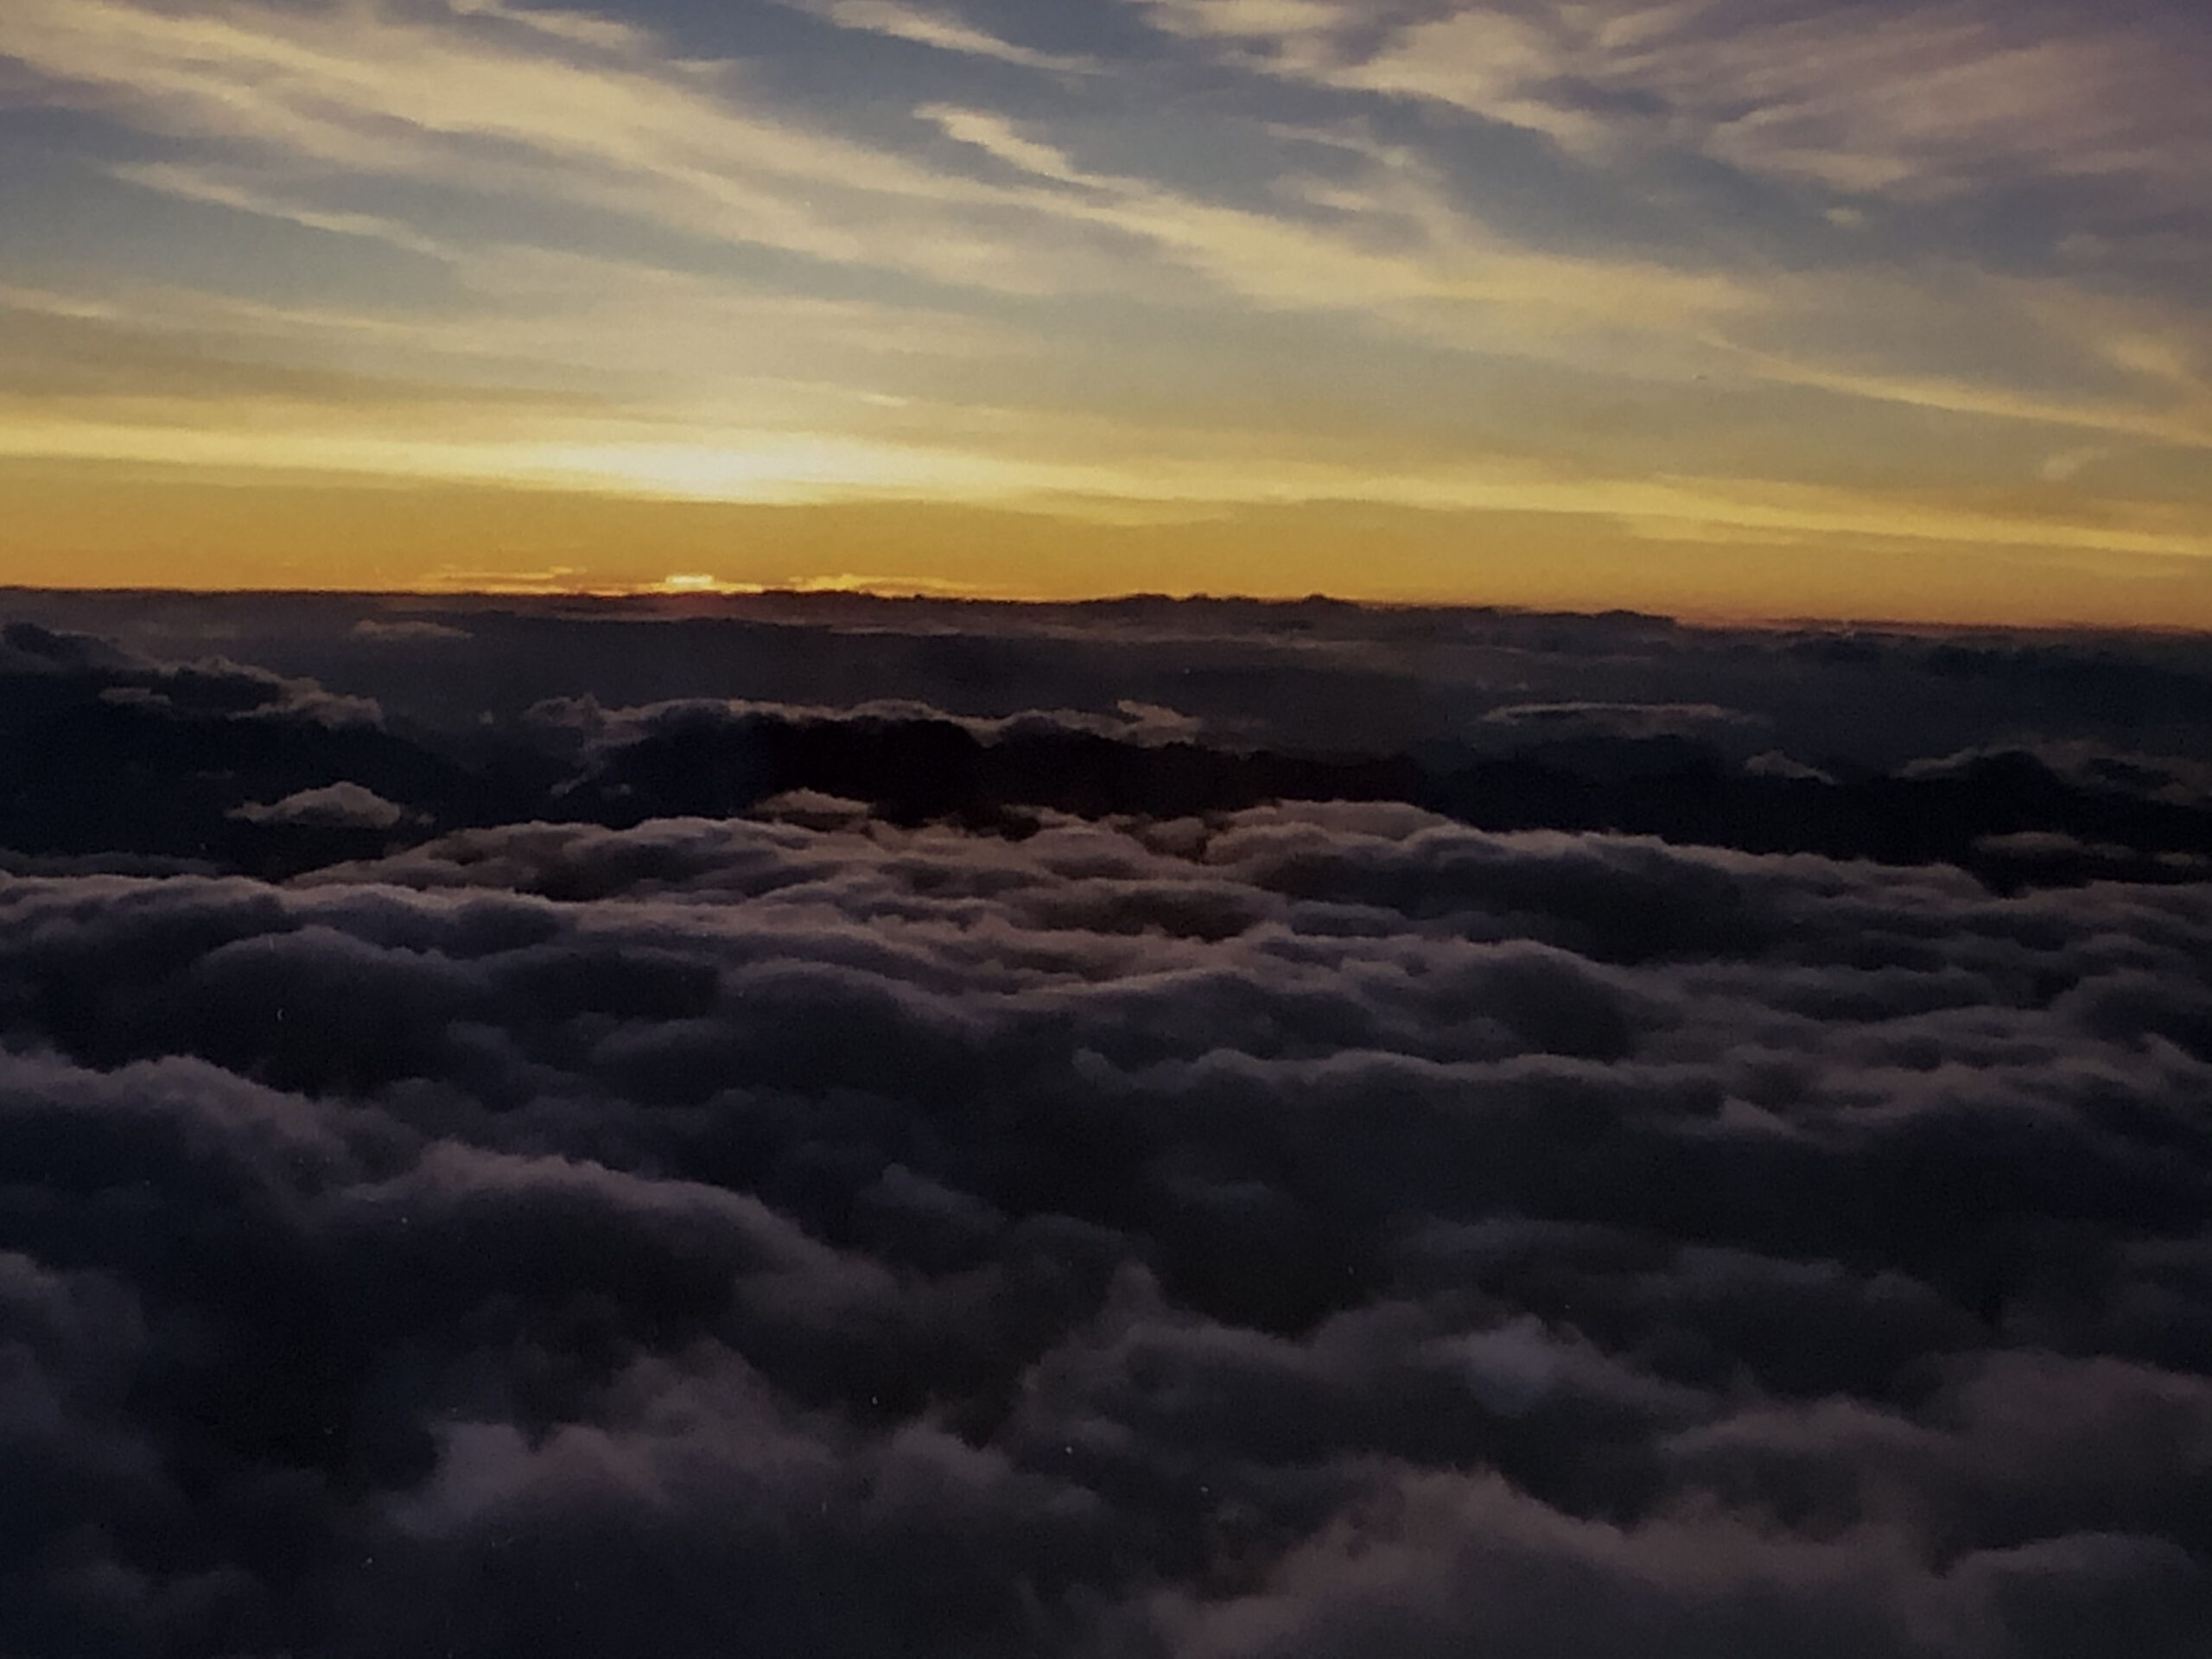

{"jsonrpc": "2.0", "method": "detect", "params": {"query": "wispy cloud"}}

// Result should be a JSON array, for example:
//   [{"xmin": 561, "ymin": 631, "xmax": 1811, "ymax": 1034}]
[
  {"xmin": 0, "ymin": 0, "xmax": 1074, "ymax": 289},
  {"xmin": 1138, "ymin": 0, "xmax": 2212, "ymax": 211},
  {"xmin": 4, "ymin": 0, "xmax": 1758, "ymax": 332},
  {"xmin": 1, "ymin": 0, "xmax": 2206, "ymax": 590},
  {"xmin": 921, "ymin": 102, "xmax": 1764, "ymax": 360},
  {"xmin": 4, "ymin": 1, "xmax": 1770, "ymax": 399},
  {"xmin": 16, "ymin": 0, "xmax": 2198, "ymax": 405},
  {"xmin": 445, "ymin": 0, "xmax": 646, "ymax": 53},
  {"xmin": 800, "ymin": 0, "xmax": 1098, "ymax": 73},
  {"xmin": 108, "ymin": 161, "xmax": 458, "ymax": 260}
]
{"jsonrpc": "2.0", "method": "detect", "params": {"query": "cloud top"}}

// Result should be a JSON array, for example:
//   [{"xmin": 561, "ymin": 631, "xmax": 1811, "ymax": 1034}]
[
  {"xmin": 2, "ymin": 795, "xmax": 2209, "ymax": 1652},
  {"xmin": 0, "ymin": 600, "xmax": 2209, "ymax": 1653},
  {"xmin": 227, "ymin": 780, "xmax": 410, "ymax": 829}
]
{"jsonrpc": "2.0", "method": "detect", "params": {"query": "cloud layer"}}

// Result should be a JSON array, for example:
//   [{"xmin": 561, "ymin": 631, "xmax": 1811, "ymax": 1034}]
[
  {"xmin": 2, "ymin": 595, "xmax": 2210, "ymax": 1654},
  {"xmin": 9, "ymin": 601, "xmax": 2212, "ymax": 893}
]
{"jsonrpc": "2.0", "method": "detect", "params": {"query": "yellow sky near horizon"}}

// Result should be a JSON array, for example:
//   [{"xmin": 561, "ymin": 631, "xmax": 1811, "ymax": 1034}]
[{"xmin": 10, "ymin": 462, "xmax": 2212, "ymax": 632}]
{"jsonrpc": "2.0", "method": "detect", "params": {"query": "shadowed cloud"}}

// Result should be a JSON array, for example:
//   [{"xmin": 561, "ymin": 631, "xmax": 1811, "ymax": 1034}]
[{"xmin": 0, "ymin": 594, "xmax": 2208, "ymax": 1656}]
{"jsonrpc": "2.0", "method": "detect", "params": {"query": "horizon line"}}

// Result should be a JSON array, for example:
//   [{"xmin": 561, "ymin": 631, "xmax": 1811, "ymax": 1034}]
[{"xmin": 5, "ymin": 583, "xmax": 2211, "ymax": 642}]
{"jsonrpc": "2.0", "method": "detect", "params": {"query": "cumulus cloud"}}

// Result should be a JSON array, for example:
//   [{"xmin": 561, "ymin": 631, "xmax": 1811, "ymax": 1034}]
[
  {"xmin": 0, "ymin": 784, "xmax": 2208, "ymax": 1652},
  {"xmin": 0, "ymin": 600, "xmax": 2209, "ymax": 1654}
]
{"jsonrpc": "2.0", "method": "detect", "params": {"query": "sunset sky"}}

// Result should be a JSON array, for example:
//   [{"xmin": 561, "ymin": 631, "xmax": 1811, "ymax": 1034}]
[{"xmin": 3, "ymin": 0, "xmax": 2209, "ymax": 621}]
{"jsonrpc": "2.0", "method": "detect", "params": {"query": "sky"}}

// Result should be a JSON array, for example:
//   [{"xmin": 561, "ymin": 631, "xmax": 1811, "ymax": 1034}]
[{"xmin": 2, "ymin": 0, "xmax": 2210, "ymax": 621}]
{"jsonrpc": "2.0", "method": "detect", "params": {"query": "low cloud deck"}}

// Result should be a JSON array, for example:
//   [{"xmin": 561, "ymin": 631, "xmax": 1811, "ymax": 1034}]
[{"xmin": 1, "ymin": 594, "xmax": 2209, "ymax": 1656}]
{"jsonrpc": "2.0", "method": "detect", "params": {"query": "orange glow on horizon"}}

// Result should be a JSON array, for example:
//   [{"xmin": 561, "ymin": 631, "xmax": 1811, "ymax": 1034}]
[{"xmin": 4, "ymin": 461, "xmax": 2210, "ymax": 633}]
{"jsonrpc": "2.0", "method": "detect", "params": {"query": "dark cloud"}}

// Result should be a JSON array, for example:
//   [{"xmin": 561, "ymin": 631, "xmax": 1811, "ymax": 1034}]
[
  {"xmin": 0, "ymin": 620, "xmax": 551, "ymax": 876},
  {"xmin": 7, "ymin": 594, "xmax": 2209, "ymax": 899},
  {"xmin": 520, "ymin": 696, "xmax": 2208, "ymax": 893},
  {"xmin": 15, "ymin": 589, "xmax": 2212, "ymax": 775},
  {"xmin": 0, "ymin": 783, "xmax": 2208, "ymax": 1654},
  {"xmin": 1478, "ymin": 700, "xmax": 1764, "ymax": 740},
  {"xmin": 348, "ymin": 620, "xmax": 472, "ymax": 645},
  {"xmin": 0, "ymin": 594, "xmax": 2207, "ymax": 1655}
]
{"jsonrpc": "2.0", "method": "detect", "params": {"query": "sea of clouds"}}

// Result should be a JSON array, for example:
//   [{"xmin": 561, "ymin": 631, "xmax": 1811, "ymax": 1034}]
[{"xmin": 2, "ymin": 595, "xmax": 2209, "ymax": 1656}]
